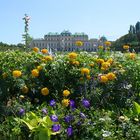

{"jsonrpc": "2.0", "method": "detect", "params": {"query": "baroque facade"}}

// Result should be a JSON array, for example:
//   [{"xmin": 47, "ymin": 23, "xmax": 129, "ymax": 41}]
[{"xmin": 30, "ymin": 30, "xmax": 103, "ymax": 52}]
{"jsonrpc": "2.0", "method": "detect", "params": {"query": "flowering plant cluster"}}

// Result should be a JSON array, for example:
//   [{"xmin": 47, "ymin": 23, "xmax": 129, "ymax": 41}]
[{"xmin": 0, "ymin": 46, "xmax": 140, "ymax": 139}]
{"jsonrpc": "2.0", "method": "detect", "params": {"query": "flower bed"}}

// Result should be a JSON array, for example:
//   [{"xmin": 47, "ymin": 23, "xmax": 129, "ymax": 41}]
[{"xmin": 0, "ymin": 48, "xmax": 140, "ymax": 140}]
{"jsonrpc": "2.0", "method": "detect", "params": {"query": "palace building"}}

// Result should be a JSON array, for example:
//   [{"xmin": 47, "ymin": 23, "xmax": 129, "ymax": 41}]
[{"xmin": 30, "ymin": 30, "xmax": 103, "ymax": 52}]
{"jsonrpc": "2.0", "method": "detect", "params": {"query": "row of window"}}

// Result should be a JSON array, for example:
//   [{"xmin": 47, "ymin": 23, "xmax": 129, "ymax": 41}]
[
  {"xmin": 44, "ymin": 37, "xmax": 88, "ymax": 41},
  {"xmin": 34, "ymin": 42, "xmax": 97, "ymax": 47}
]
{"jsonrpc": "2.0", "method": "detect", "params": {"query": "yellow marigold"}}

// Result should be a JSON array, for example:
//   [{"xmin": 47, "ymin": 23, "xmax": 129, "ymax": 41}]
[
  {"xmin": 105, "ymin": 41, "xmax": 111, "ymax": 46},
  {"xmin": 97, "ymin": 59, "xmax": 104, "ymax": 64},
  {"xmin": 101, "ymin": 62, "xmax": 110, "ymax": 69},
  {"xmin": 129, "ymin": 53, "xmax": 136, "ymax": 59},
  {"xmin": 12, "ymin": 70, "xmax": 22, "ymax": 78},
  {"xmin": 107, "ymin": 58, "xmax": 113, "ymax": 64},
  {"xmin": 89, "ymin": 63, "xmax": 94, "ymax": 67},
  {"xmin": 86, "ymin": 75, "xmax": 91, "ymax": 80},
  {"xmin": 33, "ymin": 47, "xmax": 39, "ymax": 52},
  {"xmin": 62, "ymin": 99, "xmax": 70, "ymax": 107},
  {"xmin": 68, "ymin": 52, "xmax": 78, "ymax": 59},
  {"xmin": 101, "ymin": 67, "xmax": 106, "ymax": 71},
  {"xmin": 44, "ymin": 56, "xmax": 53, "ymax": 61},
  {"xmin": 37, "ymin": 66, "xmax": 43, "ymax": 71},
  {"xmin": 75, "ymin": 41, "xmax": 83, "ymax": 47},
  {"xmin": 100, "ymin": 75, "xmax": 108, "ymax": 83},
  {"xmin": 31, "ymin": 69, "xmax": 39, "ymax": 77},
  {"xmin": 106, "ymin": 73, "xmax": 116, "ymax": 80},
  {"xmin": 81, "ymin": 68, "xmax": 90, "ymax": 75},
  {"xmin": 41, "ymin": 87, "xmax": 49, "ymax": 96},
  {"xmin": 63, "ymin": 90, "xmax": 70, "ymax": 97},
  {"xmin": 72, "ymin": 61, "xmax": 80, "ymax": 66},
  {"xmin": 21, "ymin": 86, "xmax": 29, "ymax": 94},
  {"xmin": 98, "ymin": 46, "xmax": 104, "ymax": 49},
  {"xmin": 123, "ymin": 45, "xmax": 129, "ymax": 50},
  {"xmin": 41, "ymin": 49, "xmax": 48, "ymax": 54}
]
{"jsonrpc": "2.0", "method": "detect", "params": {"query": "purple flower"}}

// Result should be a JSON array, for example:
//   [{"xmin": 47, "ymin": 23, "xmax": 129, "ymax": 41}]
[
  {"xmin": 50, "ymin": 115, "xmax": 58, "ymax": 122},
  {"xmin": 67, "ymin": 126, "xmax": 73, "ymax": 137},
  {"xmin": 42, "ymin": 108, "xmax": 47, "ymax": 115},
  {"xmin": 80, "ymin": 112, "xmax": 86, "ymax": 119},
  {"xmin": 19, "ymin": 108, "xmax": 25, "ymax": 116},
  {"xmin": 49, "ymin": 99, "xmax": 56, "ymax": 107},
  {"xmin": 52, "ymin": 124, "xmax": 61, "ymax": 132},
  {"xmin": 70, "ymin": 100, "xmax": 75, "ymax": 109},
  {"xmin": 77, "ymin": 121, "xmax": 82, "ymax": 126},
  {"xmin": 64, "ymin": 115, "xmax": 73, "ymax": 123},
  {"xmin": 82, "ymin": 99, "xmax": 90, "ymax": 108}
]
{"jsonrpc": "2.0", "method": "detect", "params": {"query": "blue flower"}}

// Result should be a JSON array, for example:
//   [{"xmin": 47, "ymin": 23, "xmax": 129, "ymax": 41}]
[
  {"xmin": 52, "ymin": 124, "xmax": 61, "ymax": 132},
  {"xmin": 42, "ymin": 108, "xmax": 47, "ymax": 115},
  {"xmin": 67, "ymin": 126, "xmax": 73, "ymax": 137},
  {"xmin": 77, "ymin": 121, "xmax": 82, "ymax": 126},
  {"xmin": 49, "ymin": 99, "xmax": 56, "ymax": 107},
  {"xmin": 50, "ymin": 115, "xmax": 58, "ymax": 122},
  {"xmin": 64, "ymin": 115, "xmax": 73, "ymax": 123},
  {"xmin": 80, "ymin": 112, "xmax": 86, "ymax": 119},
  {"xmin": 70, "ymin": 100, "xmax": 75, "ymax": 109},
  {"xmin": 82, "ymin": 99, "xmax": 90, "ymax": 108},
  {"xmin": 19, "ymin": 108, "xmax": 25, "ymax": 116}
]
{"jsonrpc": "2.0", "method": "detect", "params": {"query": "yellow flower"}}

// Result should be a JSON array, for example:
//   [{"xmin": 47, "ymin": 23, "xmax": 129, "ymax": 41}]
[
  {"xmin": 129, "ymin": 53, "xmax": 136, "ymax": 59},
  {"xmin": 41, "ymin": 49, "xmax": 48, "ymax": 54},
  {"xmin": 63, "ymin": 90, "xmax": 70, "ymax": 97},
  {"xmin": 21, "ymin": 86, "xmax": 29, "ymax": 94},
  {"xmin": 19, "ymin": 95, "xmax": 25, "ymax": 99},
  {"xmin": 97, "ymin": 59, "xmax": 104, "ymax": 64},
  {"xmin": 31, "ymin": 69, "xmax": 39, "ymax": 77},
  {"xmin": 98, "ymin": 46, "xmax": 104, "ymax": 49},
  {"xmin": 100, "ymin": 75, "xmax": 108, "ymax": 83},
  {"xmin": 123, "ymin": 45, "xmax": 129, "ymax": 50},
  {"xmin": 68, "ymin": 52, "xmax": 78, "ymax": 59},
  {"xmin": 101, "ymin": 62, "xmax": 110, "ymax": 69},
  {"xmin": 101, "ymin": 67, "xmax": 106, "ymax": 71},
  {"xmin": 81, "ymin": 68, "xmax": 90, "ymax": 75},
  {"xmin": 89, "ymin": 63, "xmax": 94, "ymax": 67},
  {"xmin": 75, "ymin": 41, "xmax": 83, "ymax": 47},
  {"xmin": 41, "ymin": 87, "xmax": 49, "ymax": 96},
  {"xmin": 105, "ymin": 41, "xmax": 111, "ymax": 46},
  {"xmin": 33, "ymin": 47, "xmax": 39, "ymax": 52},
  {"xmin": 86, "ymin": 75, "xmax": 91, "ymax": 80},
  {"xmin": 107, "ymin": 58, "xmax": 113, "ymax": 64},
  {"xmin": 106, "ymin": 73, "xmax": 116, "ymax": 80},
  {"xmin": 72, "ymin": 61, "xmax": 80, "ymax": 66},
  {"xmin": 37, "ymin": 66, "xmax": 43, "ymax": 71},
  {"xmin": 44, "ymin": 56, "xmax": 53, "ymax": 61},
  {"xmin": 12, "ymin": 70, "xmax": 22, "ymax": 78},
  {"xmin": 62, "ymin": 99, "xmax": 70, "ymax": 107}
]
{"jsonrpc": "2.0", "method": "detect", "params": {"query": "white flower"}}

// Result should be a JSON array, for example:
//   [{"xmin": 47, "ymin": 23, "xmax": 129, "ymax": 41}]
[{"xmin": 102, "ymin": 130, "xmax": 112, "ymax": 137}]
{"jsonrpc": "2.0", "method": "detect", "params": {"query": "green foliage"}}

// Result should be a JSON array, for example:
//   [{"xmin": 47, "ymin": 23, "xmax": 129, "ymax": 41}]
[{"xmin": 0, "ymin": 49, "xmax": 140, "ymax": 139}]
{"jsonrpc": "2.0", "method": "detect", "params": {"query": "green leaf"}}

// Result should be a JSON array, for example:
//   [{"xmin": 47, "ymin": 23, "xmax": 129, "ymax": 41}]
[
  {"xmin": 133, "ymin": 101, "xmax": 140, "ymax": 114},
  {"xmin": 21, "ymin": 119, "xmax": 35, "ymax": 130},
  {"xmin": 38, "ymin": 130, "xmax": 50, "ymax": 140}
]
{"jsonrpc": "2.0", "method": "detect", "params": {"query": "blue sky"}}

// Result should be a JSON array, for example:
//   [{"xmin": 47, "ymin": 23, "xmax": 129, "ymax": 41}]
[{"xmin": 0, "ymin": 0, "xmax": 140, "ymax": 44}]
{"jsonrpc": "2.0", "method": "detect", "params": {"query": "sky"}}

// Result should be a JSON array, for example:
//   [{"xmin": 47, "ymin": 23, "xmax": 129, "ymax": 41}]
[{"xmin": 0, "ymin": 0, "xmax": 140, "ymax": 44}]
